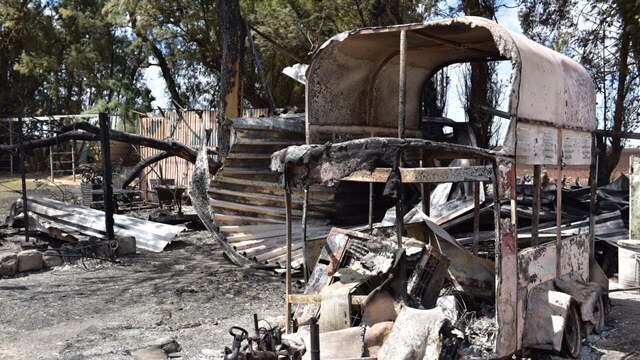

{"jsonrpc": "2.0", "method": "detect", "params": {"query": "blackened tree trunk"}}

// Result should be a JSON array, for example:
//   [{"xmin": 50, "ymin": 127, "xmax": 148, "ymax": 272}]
[
  {"xmin": 602, "ymin": 22, "xmax": 630, "ymax": 184},
  {"xmin": 217, "ymin": 0, "xmax": 245, "ymax": 159},
  {"xmin": 130, "ymin": 17, "xmax": 185, "ymax": 110},
  {"xmin": 467, "ymin": 62, "xmax": 493, "ymax": 148},
  {"xmin": 462, "ymin": 0, "xmax": 496, "ymax": 149}
]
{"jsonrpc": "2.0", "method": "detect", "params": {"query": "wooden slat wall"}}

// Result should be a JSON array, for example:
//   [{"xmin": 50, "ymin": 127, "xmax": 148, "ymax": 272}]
[{"xmin": 138, "ymin": 109, "xmax": 269, "ymax": 199}]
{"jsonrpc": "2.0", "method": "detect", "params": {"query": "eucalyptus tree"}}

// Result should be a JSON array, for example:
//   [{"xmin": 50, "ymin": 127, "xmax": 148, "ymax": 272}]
[
  {"xmin": 520, "ymin": 0, "xmax": 640, "ymax": 182},
  {"xmin": 0, "ymin": 0, "xmax": 150, "ymax": 119}
]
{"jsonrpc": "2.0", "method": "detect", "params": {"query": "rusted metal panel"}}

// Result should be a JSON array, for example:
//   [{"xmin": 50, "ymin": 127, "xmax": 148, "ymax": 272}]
[
  {"xmin": 516, "ymin": 234, "xmax": 590, "ymax": 351},
  {"xmin": 631, "ymin": 155, "xmax": 640, "ymax": 239},
  {"xmin": 517, "ymin": 235, "xmax": 590, "ymax": 292},
  {"xmin": 25, "ymin": 197, "xmax": 184, "ymax": 252},
  {"xmin": 138, "ymin": 109, "xmax": 269, "ymax": 198},
  {"xmin": 341, "ymin": 166, "xmax": 493, "ymax": 183},
  {"xmin": 521, "ymin": 287, "xmax": 572, "ymax": 351}
]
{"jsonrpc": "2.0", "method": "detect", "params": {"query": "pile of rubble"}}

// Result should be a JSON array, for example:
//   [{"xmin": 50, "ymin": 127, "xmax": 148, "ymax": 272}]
[
  {"xmin": 0, "ymin": 197, "xmax": 144, "ymax": 277},
  {"xmin": 0, "ymin": 235, "xmax": 136, "ymax": 277},
  {"xmin": 220, "ymin": 211, "xmax": 502, "ymax": 360}
]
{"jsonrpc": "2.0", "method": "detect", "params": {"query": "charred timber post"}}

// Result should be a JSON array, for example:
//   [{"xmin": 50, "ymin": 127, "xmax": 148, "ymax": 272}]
[
  {"xmin": 99, "ymin": 113, "xmax": 115, "ymax": 240},
  {"xmin": 18, "ymin": 118, "xmax": 29, "ymax": 243}
]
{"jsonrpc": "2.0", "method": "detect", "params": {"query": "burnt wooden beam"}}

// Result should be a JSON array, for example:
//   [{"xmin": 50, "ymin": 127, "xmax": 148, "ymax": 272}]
[
  {"xmin": 61, "ymin": 122, "xmax": 213, "ymax": 163},
  {"xmin": 0, "ymin": 130, "xmax": 96, "ymax": 154},
  {"xmin": 99, "ymin": 113, "xmax": 115, "ymax": 240},
  {"xmin": 18, "ymin": 118, "xmax": 29, "ymax": 243},
  {"xmin": 0, "ymin": 122, "xmax": 222, "ymax": 176},
  {"xmin": 120, "ymin": 151, "xmax": 175, "ymax": 189}
]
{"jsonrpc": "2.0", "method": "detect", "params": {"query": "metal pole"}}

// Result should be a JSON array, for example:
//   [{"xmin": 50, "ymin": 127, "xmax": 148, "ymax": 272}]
[
  {"xmin": 398, "ymin": 30, "xmax": 407, "ymax": 139},
  {"xmin": 556, "ymin": 130, "xmax": 563, "ymax": 276},
  {"xmin": 368, "ymin": 183, "xmax": 374, "ymax": 229},
  {"xmin": 532, "ymin": 164, "xmax": 541, "ymax": 246},
  {"xmin": 49, "ymin": 122, "xmax": 54, "ymax": 182},
  {"xmin": 71, "ymin": 139, "xmax": 76, "ymax": 181},
  {"xmin": 310, "ymin": 317, "xmax": 320, "ymax": 360},
  {"xmin": 253, "ymin": 313, "xmax": 260, "ymax": 339},
  {"xmin": 588, "ymin": 134, "xmax": 597, "ymax": 258},
  {"xmin": 395, "ymin": 29, "xmax": 407, "ymax": 249},
  {"xmin": 18, "ymin": 118, "xmax": 29, "ymax": 243},
  {"xmin": 472, "ymin": 181, "xmax": 480, "ymax": 256},
  {"xmin": 302, "ymin": 187, "xmax": 309, "ymax": 283},
  {"xmin": 284, "ymin": 185, "xmax": 293, "ymax": 334},
  {"xmin": 100, "ymin": 113, "xmax": 115, "ymax": 240},
  {"xmin": 395, "ymin": 157, "xmax": 404, "ymax": 249},
  {"xmin": 9, "ymin": 121, "xmax": 13, "ymax": 176}
]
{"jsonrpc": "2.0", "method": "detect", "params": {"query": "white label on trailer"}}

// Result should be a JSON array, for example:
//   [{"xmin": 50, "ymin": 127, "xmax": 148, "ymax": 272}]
[
  {"xmin": 562, "ymin": 129, "xmax": 592, "ymax": 165},
  {"xmin": 516, "ymin": 123, "xmax": 558, "ymax": 165}
]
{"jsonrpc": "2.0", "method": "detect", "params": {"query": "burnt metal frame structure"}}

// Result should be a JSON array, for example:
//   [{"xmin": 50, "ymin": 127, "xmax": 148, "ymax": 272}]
[{"xmin": 279, "ymin": 17, "xmax": 602, "ymax": 358}]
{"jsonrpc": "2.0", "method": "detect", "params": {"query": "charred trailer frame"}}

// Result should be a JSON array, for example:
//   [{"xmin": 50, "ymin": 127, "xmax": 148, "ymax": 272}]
[{"xmin": 272, "ymin": 16, "xmax": 605, "ymax": 358}]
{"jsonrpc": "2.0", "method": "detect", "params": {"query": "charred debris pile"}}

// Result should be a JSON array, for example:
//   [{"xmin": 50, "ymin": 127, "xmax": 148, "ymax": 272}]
[{"xmin": 215, "ymin": 138, "xmax": 628, "ymax": 360}]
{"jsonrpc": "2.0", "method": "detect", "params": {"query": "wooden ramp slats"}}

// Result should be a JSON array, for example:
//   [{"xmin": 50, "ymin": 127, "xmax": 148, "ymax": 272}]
[
  {"xmin": 217, "ymin": 167, "xmax": 280, "ymax": 176},
  {"xmin": 242, "ymin": 238, "xmax": 302, "ymax": 259},
  {"xmin": 230, "ymin": 225, "xmax": 331, "ymax": 249},
  {"xmin": 212, "ymin": 178, "xmax": 336, "ymax": 202},
  {"xmin": 233, "ymin": 128, "xmax": 305, "ymax": 141},
  {"xmin": 210, "ymin": 188, "xmax": 338, "ymax": 215},
  {"xmin": 213, "ymin": 213, "xmax": 285, "ymax": 225},
  {"xmin": 254, "ymin": 243, "xmax": 303, "ymax": 263},
  {"xmin": 232, "ymin": 137, "xmax": 302, "ymax": 146},
  {"xmin": 210, "ymin": 187, "xmax": 320, "ymax": 205},
  {"xmin": 210, "ymin": 199, "xmax": 327, "ymax": 219},
  {"xmin": 274, "ymin": 250, "xmax": 305, "ymax": 268},
  {"xmin": 227, "ymin": 228, "xmax": 289, "ymax": 242},
  {"xmin": 227, "ymin": 152, "xmax": 273, "ymax": 160},
  {"xmin": 219, "ymin": 224, "xmax": 289, "ymax": 233},
  {"xmin": 231, "ymin": 239, "xmax": 267, "ymax": 251},
  {"xmin": 209, "ymin": 116, "xmax": 342, "ymax": 268}
]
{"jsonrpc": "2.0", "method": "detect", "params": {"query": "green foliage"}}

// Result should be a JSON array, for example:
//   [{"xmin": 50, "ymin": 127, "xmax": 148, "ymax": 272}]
[{"xmin": 0, "ymin": 0, "xmax": 152, "ymax": 122}]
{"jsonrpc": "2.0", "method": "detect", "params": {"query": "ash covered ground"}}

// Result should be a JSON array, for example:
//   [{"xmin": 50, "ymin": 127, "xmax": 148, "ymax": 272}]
[{"xmin": 0, "ymin": 176, "xmax": 638, "ymax": 359}]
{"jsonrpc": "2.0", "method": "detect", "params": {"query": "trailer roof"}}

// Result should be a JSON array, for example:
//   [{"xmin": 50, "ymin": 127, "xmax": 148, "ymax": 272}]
[{"xmin": 306, "ymin": 16, "xmax": 596, "ymax": 135}]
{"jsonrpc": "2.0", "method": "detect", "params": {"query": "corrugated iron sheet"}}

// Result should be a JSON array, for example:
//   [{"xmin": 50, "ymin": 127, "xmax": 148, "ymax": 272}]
[
  {"xmin": 24, "ymin": 197, "xmax": 184, "ymax": 252},
  {"xmin": 138, "ymin": 109, "xmax": 268, "ymax": 199}
]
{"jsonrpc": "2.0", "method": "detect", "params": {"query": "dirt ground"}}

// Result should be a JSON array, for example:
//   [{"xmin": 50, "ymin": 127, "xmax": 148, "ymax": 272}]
[{"xmin": 1, "ymin": 175, "xmax": 639, "ymax": 359}]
